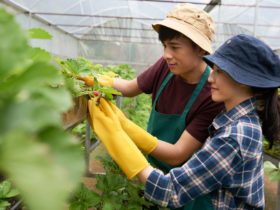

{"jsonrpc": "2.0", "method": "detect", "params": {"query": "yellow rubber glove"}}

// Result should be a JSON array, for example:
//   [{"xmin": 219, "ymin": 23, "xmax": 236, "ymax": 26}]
[
  {"xmin": 76, "ymin": 75, "xmax": 113, "ymax": 87},
  {"xmin": 98, "ymin": 75, "xmax": 114, "ymax": 87},
  {"xmin": 88, "ymin": 98, "xmax": 150, "ymax": 179},
  {"xmin": 103, "ymin": 100, "xmax": 158, "ymax": 154}
]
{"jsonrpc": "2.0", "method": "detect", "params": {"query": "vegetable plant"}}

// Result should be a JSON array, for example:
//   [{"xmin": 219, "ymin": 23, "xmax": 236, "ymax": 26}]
[
  {"xmin": 264, "ymin": 161, "xmax": 280, "ymax": 182},
  {"xmin": 69, "ymin": 155, "xmax": 153, "ymax": 210},
  {"xmin": 0, "ymin": 180, "xmax": 19, "ymax": 210},
  {"xmin": 55, "ymin": 57, "xmax": 121, "ymax": 100},
  {"xmin": 0, "ymin": 8, "xmax": 85, "ymax": 210}
]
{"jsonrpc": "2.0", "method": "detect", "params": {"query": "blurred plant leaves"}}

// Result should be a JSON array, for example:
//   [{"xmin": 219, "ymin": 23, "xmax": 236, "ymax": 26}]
[
  {"xmin": 0, "ymin": 8, "xmax": 85, "ymax": 210},
  {"xmin": 0, "ymin": 8, "xmax": 29, "ymax": 79},
  {"xmin": 264, "ymin": 161, "xmax": 280, "ymax": 182},
  {"xmin": 28, "ymin": 28, "xmax": 52, "ymax": 40}
]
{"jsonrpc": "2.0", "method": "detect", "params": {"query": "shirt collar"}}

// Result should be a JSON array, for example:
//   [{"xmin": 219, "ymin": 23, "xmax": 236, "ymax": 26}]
[{"xmin": 211, "ymin": 97, "xmax": 256, "ymax": 131}]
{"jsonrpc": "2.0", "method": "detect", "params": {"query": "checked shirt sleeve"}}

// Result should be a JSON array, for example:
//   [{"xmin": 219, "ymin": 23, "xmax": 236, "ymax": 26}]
[{"xmin": 144, "ymin": 136, "xmax": 243, "ymax": 208}]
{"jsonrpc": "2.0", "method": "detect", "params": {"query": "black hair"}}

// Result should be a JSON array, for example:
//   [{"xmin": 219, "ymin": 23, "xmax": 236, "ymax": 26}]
[
  {"xmin": 253, "ymin": 87, "xmax": 280, "ymax": 148},
  {"xmin": 158, "ymin": 26, "xmax": 198, "ymax": 49}
]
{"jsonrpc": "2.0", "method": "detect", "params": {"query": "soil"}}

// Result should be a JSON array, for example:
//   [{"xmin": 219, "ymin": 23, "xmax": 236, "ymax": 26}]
[{"xmin": 264, "ymin": 175, "xmax": 278, "ymax": 210}]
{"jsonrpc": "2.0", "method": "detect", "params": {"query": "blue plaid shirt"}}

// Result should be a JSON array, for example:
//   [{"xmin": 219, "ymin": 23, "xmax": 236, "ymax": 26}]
[{"xmin": 145, "ymin": 98, "xmax": 264, "ymax": 210}]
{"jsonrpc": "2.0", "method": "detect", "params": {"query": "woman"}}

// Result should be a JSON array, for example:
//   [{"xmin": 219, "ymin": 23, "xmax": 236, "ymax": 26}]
[{"xmin": 88, "ymin": 34, "xmax": 280, "ymax": 209}]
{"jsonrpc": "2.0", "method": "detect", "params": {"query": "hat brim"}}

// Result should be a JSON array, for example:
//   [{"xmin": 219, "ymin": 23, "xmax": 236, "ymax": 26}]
[
  {"xmin": 203, "ymin": 53, "xmax": 280, "ymax": 88},
  {"xmin": 152, "ymin": 18, "xmax": 212, "ymax": 54}
]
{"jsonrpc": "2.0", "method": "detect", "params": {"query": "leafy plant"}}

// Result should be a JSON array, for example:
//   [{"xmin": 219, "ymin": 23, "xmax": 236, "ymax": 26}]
[
  {"xmin": 69, "ymin": 184, "xmax": 100, "ymax": 210},
  {"xmin": 56, "ymin": 57, "xmax": 121, "ymax": 99},
  {"xmin": 121, "ymin": 94, "xmax": 152, "ymax": 129},
  {"xmin": 0, "ymin": 8, "xmax": 85, "ymax": 210},
  {"xmin": 101, "ymin": 63, "xmax": 152, "ymax": 129},
  {"xmin": 264, "ymin": 161, "xmax": 280, "ymax": 182},
  {"xmin": 263, "ymin": 138, "xmax": 280, "ymax": 159},
  {"xmin": 0, "ymin": 180, "xmax": 19, "ymax": 210},
  {"xmin": 28, "ymin": 28, "xmax": 53, "ymax": 40},
  {"xmin": 67, "ymin": 61, "xmax": 153, "ymax": 209},
  {"xmin": 104, "ymin": 64, "xmax": 135, "ymax": 80},
  {"xmin": 69, "ymin": 155, "xmax": 153, "ymax": 210}
]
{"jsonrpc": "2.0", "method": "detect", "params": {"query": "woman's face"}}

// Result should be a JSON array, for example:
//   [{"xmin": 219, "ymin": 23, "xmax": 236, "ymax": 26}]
[{"xmin": 208, "ymin": 65, "xmax": 253, "ymax": 111}]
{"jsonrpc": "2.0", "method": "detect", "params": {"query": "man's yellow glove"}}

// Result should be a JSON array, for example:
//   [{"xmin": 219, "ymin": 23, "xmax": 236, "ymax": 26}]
[
  {"xmin": 98, "ymin": 75, "xmax": 114, "ymax": 87},
  {"xmin": 88, "ymin": 98, "xmax": 149, "ymax": 179},
  {"xmin": 76, "ymin": 75, "xmax": 113, "ymax": 87},
  {"xmin": 104, "ymin": 100, "xmax": 158, "ymax": 154}
]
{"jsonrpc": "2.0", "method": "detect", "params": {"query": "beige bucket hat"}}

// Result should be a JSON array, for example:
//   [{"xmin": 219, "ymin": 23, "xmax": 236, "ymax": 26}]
[{"xmin": 152, "ymin": 3, "xmax": 215, "ymax": 54}]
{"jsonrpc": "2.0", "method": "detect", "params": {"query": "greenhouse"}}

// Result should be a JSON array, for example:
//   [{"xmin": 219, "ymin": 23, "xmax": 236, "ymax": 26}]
[{"xmin": 0, "ymin": 0, "xmax": 280, "ymax": 210}]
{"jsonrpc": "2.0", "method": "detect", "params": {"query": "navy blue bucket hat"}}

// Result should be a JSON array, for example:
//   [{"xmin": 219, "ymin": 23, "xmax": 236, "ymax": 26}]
[{"xmin": 203, "ymin": 34, "xmax": 280, "ymax": 88}]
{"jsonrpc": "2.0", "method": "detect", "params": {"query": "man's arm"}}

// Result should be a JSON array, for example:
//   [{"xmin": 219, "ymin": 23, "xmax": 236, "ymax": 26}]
[{"xmin": 113, "ymin": 78, "xmax": 142, "ymax": 97}]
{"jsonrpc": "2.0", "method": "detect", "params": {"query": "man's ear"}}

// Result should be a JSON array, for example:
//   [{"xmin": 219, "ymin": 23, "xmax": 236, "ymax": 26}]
[{"xmin": 198, "ymin": 48, "xmax": 207, "ymax": 57}]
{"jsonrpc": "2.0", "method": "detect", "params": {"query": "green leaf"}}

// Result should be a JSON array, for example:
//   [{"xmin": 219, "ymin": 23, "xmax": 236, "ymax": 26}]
[
  {"xmin": 264, "ymin": 161, "xmax": 277, "ymax": 173},
  {"xmin": 0, "ymin": 131, "xmax": 83, "ymax": 210},
  {"xmin": 27, "ymin": 47, "xmax": 52, "ymax": 62},
  {"xmin": 264, "ymin": 161, "xmax": 280, "ymax": 182},
  {"xmin": 28, "ymin": 28, "xmax": 52, "ymax": 40},
  {"xmin": 0, "ymin": 180, "xmax": 19, "ymax": 199},
  {"xmin": 0, "ymin": 8, "xmax": 29, "ymax": 79},
  {"xmin": 5, "ymin": 188, "xmax": 19, "ymax": 198},
  {"xmin": 0, "ymin": 181, "xmax": 11, "ymax": 198},
  {"xmin": 69, "ymin": 184, "xmax": 101, "ymax": 209},
  {"xmin": 95, "ymin": 175, "xmax": 107, "ymax": 192},
  {"xmin": 102, "ymin": 202, "xmax": 114, "ymax": 210},
  {"xmin": 0, "ymin": 97, "xmax": 62, "ymax": 134},
  {"xmin": 0, "ymin": 62, "xmax": 64, "ymax": 95},
  {"xmin": 268, "ymin": 170, "xmax": 280, "ymax": 181},
  {"xmin": 0, "ymin": 200, "xmax": 10, "ymax": 208},
  {"xmin": 0, "ymin": 62, "xmax": 73, "ymax": 134},
  {"xmin": 38, "ymin": 127, "xmax": 85, "ymax": 184}
]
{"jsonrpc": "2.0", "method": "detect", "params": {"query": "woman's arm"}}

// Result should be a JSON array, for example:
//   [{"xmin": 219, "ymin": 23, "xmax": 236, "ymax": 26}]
[
  {"xmin": 150, "ymin": 130, "xmax": 202, "ymax": 166},
  {"xmin": 138, "ymin": 137, "xmax": 241, "ymax": 208}
]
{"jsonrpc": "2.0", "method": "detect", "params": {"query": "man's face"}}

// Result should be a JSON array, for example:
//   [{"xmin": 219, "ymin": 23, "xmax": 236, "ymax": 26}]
[{"xmin": 162, "ymin": 36, "xmax": 202, "ymax": 76}]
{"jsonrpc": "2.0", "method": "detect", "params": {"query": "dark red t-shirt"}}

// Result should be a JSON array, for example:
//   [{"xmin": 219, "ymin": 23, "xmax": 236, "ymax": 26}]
[{"xmin": 137, "ymin": 57, "xmax": 224, "ymax": 143}]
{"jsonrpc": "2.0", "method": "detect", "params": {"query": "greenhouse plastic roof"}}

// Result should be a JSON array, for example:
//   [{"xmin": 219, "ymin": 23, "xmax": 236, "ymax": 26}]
[{"xmin": 3, "ymin": 0, "xmax": 280, "ymax": 49}]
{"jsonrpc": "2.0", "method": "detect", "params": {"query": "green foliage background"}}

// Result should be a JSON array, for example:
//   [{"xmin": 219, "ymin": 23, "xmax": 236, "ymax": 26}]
[{"xmin": 0, "ymin": 8, "xmax": 85, "ymax": 210}]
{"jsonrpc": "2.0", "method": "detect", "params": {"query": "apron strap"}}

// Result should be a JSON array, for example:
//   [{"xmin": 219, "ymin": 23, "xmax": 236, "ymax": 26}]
[
  {"xmin": 151, "ymin": 65, "xmax": 210, "ymax": 121},
  {"xmin": 152, "ymin": 72, "xmax": 173, "ymax": 110},
  {"xmin": 181, "ymin": 65, "xmax": 211, "ymax": 117},
  {"xmin": 175, "ymin": 65, "xmax": 210, "ymax": 133}
]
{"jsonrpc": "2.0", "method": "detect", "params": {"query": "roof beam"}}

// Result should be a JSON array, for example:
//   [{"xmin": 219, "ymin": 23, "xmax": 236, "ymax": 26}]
[
  {"xmin": 204, "ymin": 0, "xmax": 221, "ymax": 12},
  {"xmin": 27, "ymin": 12, "xmax": 162, "ymax": 21}
]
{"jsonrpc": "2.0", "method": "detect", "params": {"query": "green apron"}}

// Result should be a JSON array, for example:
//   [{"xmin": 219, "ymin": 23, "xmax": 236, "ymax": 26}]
[{"xmin": 147, "ymin": 66, "xmax": 214, "ymax": 210}]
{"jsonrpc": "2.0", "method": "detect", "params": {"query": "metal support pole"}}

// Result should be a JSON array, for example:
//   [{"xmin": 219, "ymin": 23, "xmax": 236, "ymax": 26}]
[
  {"xmin": 85, "ymin": 119, "xmax": 91, "ymax": 174},
  {"xmin": 277, "ymin": 182, "xmax": 280, "ymax": 210},
  {"xmin": 116, "ymin": 96, "xmax": 122, "ymax": 108},
  {"xmin": 253, "ymin": 0, "xmax": 259, "ymax": 36}
]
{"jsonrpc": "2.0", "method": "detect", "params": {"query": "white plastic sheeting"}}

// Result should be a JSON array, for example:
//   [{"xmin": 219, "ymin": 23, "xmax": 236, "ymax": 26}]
[
  {"xmin": 210, "ymin": 0, "xmax": 280, "ymax": 49},
  {"xmin": 0, "ymin": 1, "xmax": 79, "ymax": 58},
  {"xmin": 1, "ymin": 0, "xmax": 279, "ymax": 72}
]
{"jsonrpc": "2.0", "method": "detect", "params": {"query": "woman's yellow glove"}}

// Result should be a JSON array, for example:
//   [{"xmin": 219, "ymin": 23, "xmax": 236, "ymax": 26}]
[
  {"xmin": 98, "ymin": 75, "xmax": 114, "ymax": 87},
  {"xmin": 106, "ymin": 100, "xmax": 158, "ymax": 154},
  {"xmin": 88, "ymin": 98, "xmax": 149, "ymax": 179}
]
